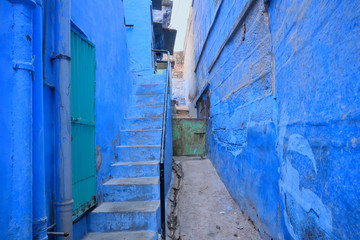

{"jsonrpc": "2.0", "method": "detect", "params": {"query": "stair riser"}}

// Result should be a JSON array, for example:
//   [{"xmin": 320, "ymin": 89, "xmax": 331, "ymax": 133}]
[
  {"xmin": 83, "ymin": 232, "xmax": 158, "ymax": 240},
  {"xmin": 127, "ymin": 107, "xmax": 163, "ymax": 118},
  {"xmin": 132, "ymin": 95, "xmax": 164, "ymax": 106},
  {"xmin": 116, "ymin": 146, "xmax": 161, "ymax": 162},
  {"xmin": 122, "ymin": 118, "xmax": 163, "ymax": 130},
  {"xmin": 119, "ymin": 131, "xmax": 162, "ymax": 146},
  {"xmin": 134, "ymin": 75, "xmax": 166, "ymax": 85},
  {"xmin": 134, "ymin": 84, "xmax": 166, "ymax": 95},
  {"xmin": 88, "ymin": 209, "xmax": 160, "ymax": 232},
  {"xmin": 103, "ymin": 184, "xmax": 160, "ymax": 202},
  {"xmin": 111, "ymin": 164, "xmax": 159, "ymax": 178},
  {"xmin": 151, "ymin": 233, "xmax": 159, "ymax": 240}
]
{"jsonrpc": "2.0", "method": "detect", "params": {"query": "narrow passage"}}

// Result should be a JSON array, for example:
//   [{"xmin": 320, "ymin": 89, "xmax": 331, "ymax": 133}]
[{"xmin": 173, "ymin": 156, "xmax": 261, "ymax": 240}]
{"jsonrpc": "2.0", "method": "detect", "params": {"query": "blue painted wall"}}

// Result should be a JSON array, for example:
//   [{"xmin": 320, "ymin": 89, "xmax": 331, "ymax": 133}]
[
  {"xmin": 192, "ymin": 0, "xmax": 360, "ymax": 239},
  {"xmin": 0, "ymin": 0, "xmax": 173, "ymax": 238},
  {"xmin": 41, "ymin": 0, "xmax": 134, "ymax": 236},
  {"xmin": 0, "ymin": 1, "xmax": 35, "ymax": 239},
  {"xmin": 123, "ymin": 0, "xmax": 154, "ymax": 69},
  {"xmin": 71, "ymin": 0, "xmax": 133, "ymax": 207},
  {"xmin": 0, "ymin": 0, "xmax": 133, "ymax": 238},
  {"xmin": 70, "ymin": 1, "xmax": 133, "ymax": 238}
]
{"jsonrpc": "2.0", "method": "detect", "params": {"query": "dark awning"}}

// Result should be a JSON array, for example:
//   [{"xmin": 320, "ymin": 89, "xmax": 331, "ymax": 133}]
[
  {"xmin": 153, "ymin": 22, "xmax": 163, "ymax": 50},
  {"xmin": 153, "ymin": 22, "xmax": 163, "ymax": 35},
  {"xmin": 152, "ymin": 0, "xmax": 162, "ymax": 10},
  {"xmin": 163, "ymin": 28, "xmax": 177, "ymax": 55}
]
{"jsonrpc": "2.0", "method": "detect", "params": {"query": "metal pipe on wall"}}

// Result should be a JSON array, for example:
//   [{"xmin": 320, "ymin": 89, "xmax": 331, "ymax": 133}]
[
  {"xmin": 54, "ymin": 0, "xmax": 73, "ymax": 239},
  {"xmin": 32, "ymin": 0, "xmax": 48, "ymax": 239},
  {"xmin": 6, "ymin": 0, "xmax": 36, "ymax": 239}
]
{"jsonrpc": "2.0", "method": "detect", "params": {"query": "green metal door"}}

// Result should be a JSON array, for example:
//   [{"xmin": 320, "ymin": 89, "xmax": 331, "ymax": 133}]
[
  {"xmin": 172, "ymin": 119, "xmax": 206, "ymax": 156},
  {"xmin": 71, "ymin": 30, "xmax": 96, "ymax": 220}
]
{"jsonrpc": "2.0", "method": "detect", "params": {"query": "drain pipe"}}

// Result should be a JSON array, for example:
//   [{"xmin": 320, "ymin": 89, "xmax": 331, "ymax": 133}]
[
  {"xmin": 54, "ymin": 0, "xmax": 73, "ymax": 239},
  {"xmin": 32, "ymin": 1, "xmax": 48, "ymax": 239},
  {"xmin": 7, "ymin": 0, "xmax": 36, "ymax": 239}
]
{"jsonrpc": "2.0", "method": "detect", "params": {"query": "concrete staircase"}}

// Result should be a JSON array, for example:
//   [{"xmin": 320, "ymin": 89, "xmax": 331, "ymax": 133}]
[{"xmin": 83, "ymin": 69, "xmax": 166, "ymax": 240}]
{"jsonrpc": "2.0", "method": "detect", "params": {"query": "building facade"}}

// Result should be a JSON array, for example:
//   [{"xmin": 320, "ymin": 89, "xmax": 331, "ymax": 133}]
[
  {"xmin": 0, "ymin": 0, "xmax": 174, "ymax": 239},
  {"xmin": 185, "ymin": 0, "xmax": 360, "ymax": 239}
]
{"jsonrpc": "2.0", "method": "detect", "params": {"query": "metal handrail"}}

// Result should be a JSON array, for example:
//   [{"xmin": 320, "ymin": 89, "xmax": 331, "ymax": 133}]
[
  {"xmin": 152, "ymin": 49, "xmax": 171, "ymax": 165},
  {"xmin": 152, "ymin": 49, "xmax": 171, "ymax": 239}
]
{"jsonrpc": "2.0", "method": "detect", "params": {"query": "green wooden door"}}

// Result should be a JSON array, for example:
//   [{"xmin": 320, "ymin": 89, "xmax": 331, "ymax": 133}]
[{"xmin": 71, "ymin": 30, "xmax": 96, "ymax": 220}]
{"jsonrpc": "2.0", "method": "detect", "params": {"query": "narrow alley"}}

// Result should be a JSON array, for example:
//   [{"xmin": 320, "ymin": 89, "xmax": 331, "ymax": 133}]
[
  {"xmin": 1, "ymin": 0, "xmax": 359, "ymax": 240},
  {"xmin": 171, "ymin": 157, "xmax": 260, "ymax": 240}
]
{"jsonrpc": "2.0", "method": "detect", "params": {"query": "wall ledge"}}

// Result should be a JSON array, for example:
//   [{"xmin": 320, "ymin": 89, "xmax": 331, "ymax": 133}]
[{"xmin": 8, "ymin": 0, "xmax": 36, "ymax": 7}]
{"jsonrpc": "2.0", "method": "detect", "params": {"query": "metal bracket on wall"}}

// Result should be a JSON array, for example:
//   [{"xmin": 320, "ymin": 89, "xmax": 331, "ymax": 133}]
[
  {"xmin": 12, "ymin": 61, "xmax": 34, "ymax": 72},
  {"xmin": 54, "ymin": 54, "xmax": 71, "ymax": 61},
  {"xmin": 50, "ymin": 54, "xmax": 71, "ymax": 65}
]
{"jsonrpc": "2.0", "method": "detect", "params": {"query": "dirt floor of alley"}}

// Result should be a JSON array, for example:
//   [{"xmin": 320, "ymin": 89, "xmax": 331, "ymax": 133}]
[{"xmin": 167, "ymin": 156, "xmax": 261, "ymax": 240}]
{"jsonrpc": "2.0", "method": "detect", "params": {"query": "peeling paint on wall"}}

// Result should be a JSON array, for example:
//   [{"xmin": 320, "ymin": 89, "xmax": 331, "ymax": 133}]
[
  {"xmin": 96, "ymin": 145, "xmax": 102, "ymax": 172},
  {"xmin": 189, "ymin": 0, "xmax": 360, "ymax": 239},
  {"xmin": 278, "ymin": 112, "xmax": 332, "ymax": 239}
]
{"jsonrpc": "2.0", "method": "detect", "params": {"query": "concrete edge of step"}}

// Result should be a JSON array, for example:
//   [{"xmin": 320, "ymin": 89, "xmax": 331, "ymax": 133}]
[
  {"xmin": 112, "ymin": 161, "xmax": 160, "ymax": 166},
  {"xmin": 104, "ymin": 177, "xmax": 160, "ymax": 186}
]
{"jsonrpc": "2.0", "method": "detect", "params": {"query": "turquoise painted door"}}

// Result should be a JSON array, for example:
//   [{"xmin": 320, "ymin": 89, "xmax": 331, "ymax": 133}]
[{"xmin": 71, "ymin": 30, "xmax": 96, "ymax": 220}]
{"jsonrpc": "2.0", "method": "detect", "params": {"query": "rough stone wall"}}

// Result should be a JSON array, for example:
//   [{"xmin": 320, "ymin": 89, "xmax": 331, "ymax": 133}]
[
  {"xmin": 172, "ymin": 51, "xmax": 186, "ymax": 105},
  {"xmin": 191, "ymin": 0, "xmax": 360, "ymax": 239},
  {"xmin": 153, "ymin": 0, "xmax": 173, "ymax": 27},
  {"xmin": 270, "ymin": 1, "xmax": 360, "ymax": 239},
  {"xmin": 183, "ymin": 6, "xmax": 198, "ymax": 117},
  {"xmin": 171, "ymin": 51, "xmax": 184, "ymax": 79}
]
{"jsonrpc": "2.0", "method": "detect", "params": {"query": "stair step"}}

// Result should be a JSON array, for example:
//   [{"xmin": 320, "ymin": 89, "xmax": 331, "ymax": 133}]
[
  {"xmin": 176, "ymin": 109, "xmax": 189, "ymax": 114},
  {"xmin": 105, "ymin": 177, "xmax": 159, "ymax": 185},
  {"xmin": 134, "ymin": 84, "xmax": 166, "ymax": 95},
  {"xmin": 127, "ymin": 105, "xmax": 163, "ymax": 118},
  {"xmin": 103, "ymin": 177, "xmax": 160, "ymax": 202},
  {"xmin": 116, "ymin": 145, "xmax": 161, "ymax": 162},
  {"xmin": 119, "ymin": 129, "xmax": 162, "ymax": 146},
  {"xmin": 122, "ymin": 117, "xmax": 163, "ymax": 130},
  {"xmin": 132, "ymin": 68, "xmax": 155, "ymax": 75},
  {"xmin": 83, "ymin": 231, "xmax": 157, "ymax": 240},
  {"xmin": 134, "ymin": 76, "xmax": 166, "ymax": 85},
  {"xmin": 88, "ymin": 201, "xmax": 160, "ymax": 232},
  {"xmin": 133, "ymin": 94, "xmax": 164, "ymax": 106},
  {"xmin": 111, "ymin": 161, "xmax": 159, "ymax": 178},
  {"xmin": 133, "ymin": 68, "xmax": 165, "ymax": 84}
]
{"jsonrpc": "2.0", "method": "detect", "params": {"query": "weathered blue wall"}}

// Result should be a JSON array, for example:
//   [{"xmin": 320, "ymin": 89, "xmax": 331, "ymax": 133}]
[
  {"xmin": 270, "ymin": 1, "xmax": 360, "ymax": 239},
  {"xmin": 70, "ymin": 1, "xmax": 133, "ymax": 238},
  {"xmin": 1, "ymin": 0, "xmax": 171, "ymax": 237},
  {"xmin": 0, "ymin": 0, "xmax": 133, "ymax": 238},
  {"xmin": 0, "ymin": 1, "xmax": 35, "ymax": 239},
  {"xmin": 71, "ymin": 0, "xmax": 132, "ymax": 207},
  {"xmin": 0, "ymin": 2, "xmax": 17, "ymax": 238},
  {"xmin": 192, "ymin": 0, "xmax": 360, "ymax": 239},
  {"xmin": 123, "ymin": 0, "xmax": 154, "ymax": 69}
]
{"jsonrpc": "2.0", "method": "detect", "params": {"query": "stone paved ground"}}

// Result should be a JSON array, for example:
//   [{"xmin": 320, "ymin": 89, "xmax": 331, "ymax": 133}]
[{"xmin": 174, "ymin": 156, "xmax": 262, "ymax": 240}]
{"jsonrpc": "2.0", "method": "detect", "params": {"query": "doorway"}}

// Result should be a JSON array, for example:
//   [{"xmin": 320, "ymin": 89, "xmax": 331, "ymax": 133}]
[{"xmin": 70, "ymin": 29, "xmax": 96, "ymax": 220}]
